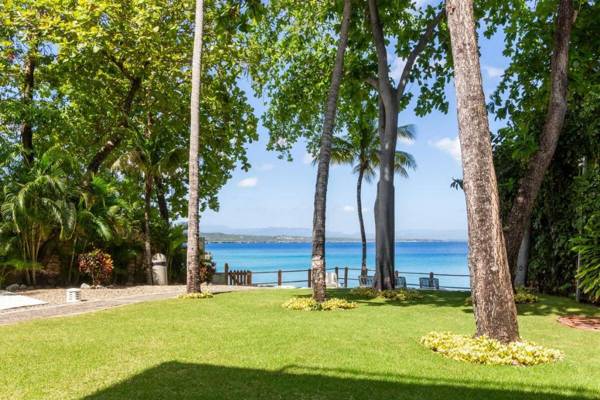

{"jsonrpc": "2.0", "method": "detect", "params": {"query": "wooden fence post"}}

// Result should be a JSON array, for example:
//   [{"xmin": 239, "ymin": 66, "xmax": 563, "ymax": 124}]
[
  {"xmin": 248, "ymin": 270, "xmax": 252, "ymax": 286},
  {"xmin": 334, "ymin": 266, "xmax": 339, "ymax": 282},
  {"xmin": 344, "ymin": 267, "xmax": 348, "ymax": 288},
  {"xmin": 307, "ymin": 269, "xmax": 312, "ymax": 288},
  {"xmin": 224, "ymin": 263, "xmax": 229, "ymax": 285},
  {"xmin": 278, "ymin": 269, "xmax": 282, "ymax": 286},
  {"xmin": 429, "ymin": 271, "xmax": 434, "ymax": 288}
]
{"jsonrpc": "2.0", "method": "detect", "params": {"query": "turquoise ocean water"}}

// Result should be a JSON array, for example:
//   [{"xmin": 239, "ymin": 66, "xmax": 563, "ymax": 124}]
[{"xmin": 205, "ymin": 241, "xmax": 470, "ymax": 289}]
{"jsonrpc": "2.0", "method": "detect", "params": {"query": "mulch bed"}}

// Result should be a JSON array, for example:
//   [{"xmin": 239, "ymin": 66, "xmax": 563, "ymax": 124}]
[{"xmin": 557, "ymin": 315, "xmax": 600, "ymax": 331}]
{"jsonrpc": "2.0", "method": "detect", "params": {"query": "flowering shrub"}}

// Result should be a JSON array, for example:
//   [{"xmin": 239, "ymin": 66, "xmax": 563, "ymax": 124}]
[
  {"xmin": 282, "ymin": 297, "xmax": 357, "ymax": 311},
  {"xmin": 320, "ymin": 298, "xmax": 358, "ymax": 310},
  {"xmin": 178, "ymin": 291, "xmax": 213, "ymax": 299},
  {"xmin": 514, "ymin": 287, "xmax": 539, "ymax": 304},
  {"xmin": 380, "ymin": 289, "xmax": 424, "ymax": 301},
  {"xmin": 199, "ymin": 253, "xmax": 216, "ymax": 283},
  {"xmin": 349, "ymin": 287, "xmax": 379, "ymax": 298},
  {"xmin": 350, "ymin": 287, "xmax": 423, "ymax": 301},
  {"xmin": 282, "ymin": 297, "xmax": 319, "ymax": 311},
  {"xmin": 420, "ymin": 332, "xmax": 563, "ymax": 366},
  {"xmin": 78, "ymin": 249, "xmax": 113, "ymax": 286}
]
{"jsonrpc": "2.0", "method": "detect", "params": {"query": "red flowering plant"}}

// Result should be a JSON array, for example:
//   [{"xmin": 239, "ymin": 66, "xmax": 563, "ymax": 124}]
[{"xmin": 78, "ymin": 249, "xmax": 114, "ymax": 287}]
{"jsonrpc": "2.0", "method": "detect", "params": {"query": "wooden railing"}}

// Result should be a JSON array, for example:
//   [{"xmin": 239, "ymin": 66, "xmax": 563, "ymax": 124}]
[{"xmin": 220, "ymin": 263, "xmax": 471, "ymax": 290}]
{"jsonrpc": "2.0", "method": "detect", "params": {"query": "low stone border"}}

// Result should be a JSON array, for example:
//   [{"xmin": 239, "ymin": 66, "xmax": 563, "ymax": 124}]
[{"xmin": 557, "ymin": 316, "xmax": 600, "ymax": 332}]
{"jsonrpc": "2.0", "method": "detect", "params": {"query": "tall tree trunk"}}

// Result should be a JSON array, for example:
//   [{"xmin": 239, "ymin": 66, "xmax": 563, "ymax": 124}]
[
  {"xmin": 21, "ymin": 49, "xmax": 36, "ymax": 165},
  {"xmin": 446, "ymin": 0, "xmax": 519, "ymax": 343},
  {"xmin": 154, "ymin": 174, "xmax": 170, "ymax": 225},
  {"xmin": 368, "ymin": 0, "xmax": 397, "ymax": 290},
  {"xmin": 503, "ymin": 0, "xmax": 575, "ymax": 276},
  {"xmin": 357, "ymin": 166, "xmax": 368, "ymax": 276},
  {"xmin": 367, "ymin": 1, "xmax": 443, "ymax": 290},
  {"xmin": 143, "ymin": 173, "xmax": 154, "ymax": 285},
  {"xmin": 311, "ymin": 0, "xmax": 352, "ymax": 302},
  {"xmin": 513, "ymin": 225, "xmax": 530, "ymax": 287},
  {"xmin": 186, "ymin": 0, "xmax": 205, "ymax": 294},
  {"xmin": 86, "ymin": 76, "xmax": 141, "ymax": 175}
]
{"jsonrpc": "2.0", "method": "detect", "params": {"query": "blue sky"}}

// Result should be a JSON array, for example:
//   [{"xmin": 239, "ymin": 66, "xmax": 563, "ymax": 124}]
[{"xmin": 202, "ymin": 19, "xmax": 509, "ymax": 239}]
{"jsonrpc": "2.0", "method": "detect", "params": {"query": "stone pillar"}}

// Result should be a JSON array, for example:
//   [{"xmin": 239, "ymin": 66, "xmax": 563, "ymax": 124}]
[{"xmin": 151, "ymin": 253, "xmax": 168, "ymax": 285}]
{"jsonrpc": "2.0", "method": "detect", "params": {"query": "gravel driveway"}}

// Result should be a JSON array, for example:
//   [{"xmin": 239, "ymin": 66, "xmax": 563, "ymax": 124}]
[{"xmin": 0, "ymin": 284, "xmax": 266, "ymax": 325}]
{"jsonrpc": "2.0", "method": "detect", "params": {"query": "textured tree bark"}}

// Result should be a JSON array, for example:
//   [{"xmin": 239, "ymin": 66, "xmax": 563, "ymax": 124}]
[
  {"xmin": 86, "ymin": 76, "xmax": 141, "ymax": 174},
  {"xmin": 154, "ymin": 174, "xmax": 170, "ymax": 225},
  {"xmin": 513, "ymin": 226, "xmax": 530, "ymax": 287},
  {"xmin": 373, "ymin": 112, "xmax": 397, "ymax": 290},
  {"xmin": 311, "ymin": 0, "xmax": 352, "ymax": 302},
  {"xmin": 143, "ymin": 173, "xmax": 154, "ymax": 284},
  {"xmin": 186, "ymin": 0, "xmax": 204, "ymax": 294},
  {"xmin": 446, "ymin": 0, "xmax": 519, "ymax": 343},
  {"xmin": 21, "ymin": 50, "xmax": 36, "ymax": 165},
  {"xmin": 368, "ymin": 1, "xmax": 443, "ymax": 290},
  {"xmin": 357, "ymin": 167, "xmax": 368, "ymax": 276},
  {"xmin": 503, "ymin": 0, "xmax": 574, "ymax": 276},
  {"xmin": 368, "ymin": 0, "xmax": 397, "ymax": 290}
]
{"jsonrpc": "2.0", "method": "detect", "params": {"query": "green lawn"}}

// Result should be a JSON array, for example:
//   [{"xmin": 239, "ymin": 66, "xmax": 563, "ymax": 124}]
[{"xmin": 1, "ymin": 289, "xmax": 599, "ymax": 399}]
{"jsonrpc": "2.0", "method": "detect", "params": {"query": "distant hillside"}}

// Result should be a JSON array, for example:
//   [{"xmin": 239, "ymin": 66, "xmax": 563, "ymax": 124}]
[
  {"xmin": 200, "ymin": 224, "xmax": 467, "ymax": 241},
  {"xmin": 201, "ymin": 232, "xmax": 462, "ymax": 244},
  {"xmin": 203, "ymin": 232, "xmax": 358, "ymax": 243}
]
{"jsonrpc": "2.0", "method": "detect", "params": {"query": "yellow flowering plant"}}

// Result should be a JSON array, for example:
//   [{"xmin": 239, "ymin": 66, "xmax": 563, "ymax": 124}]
[
  {"xmin": 420, "ymin": 332, "xmax": 563, "ymax": 366},
  {"xmin": 282, "ymin": 297, "xmax": 357, "ymax": 311}
]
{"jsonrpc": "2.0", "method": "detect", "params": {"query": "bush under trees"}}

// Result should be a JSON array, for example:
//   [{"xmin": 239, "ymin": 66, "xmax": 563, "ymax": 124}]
[{"xmin": 78, "ymin": 249, "xmax": 114, "ymax": 287}]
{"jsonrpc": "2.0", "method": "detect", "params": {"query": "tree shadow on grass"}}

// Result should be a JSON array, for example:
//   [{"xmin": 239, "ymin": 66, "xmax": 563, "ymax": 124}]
[
  {"xmin": 511, "ymin": 295, "xmax": 598, "ymax": 317},
  {"xmin": 299, "ymin": 289, "xmax": 600, "ymax": 317},
  {"xmin": 319, "ymin": 289, "xmax": 473, "ymax": 310},
  {"xmin": 82, "ymin": 361, "xmax": 597, "ymax": 400}
]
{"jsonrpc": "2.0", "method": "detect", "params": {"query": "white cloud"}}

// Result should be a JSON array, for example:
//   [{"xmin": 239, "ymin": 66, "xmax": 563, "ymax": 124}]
[
  {"xmin": 303, "ymin": 152, "xmax": 314, "ymax": 165},
  {"xmin": 259, "ymin": 163, "xmax": 274, "ymax": 171},
  {"xmin": 238, "ymin": 177, "xmax": 258, "ymax": 188},
  {"xmin": 342, "ymin": 205, "xmax": 355, "ymax": 213},
  {"xmin": 430, "ymin": 137, "xmax": 462, "ymax": 162},
  {"xmin": 389, "ymin": 55, "xmax": 407, "ymax": 83},
  {"xmin": 483, "ymin": 65, "xmax": 504, "ymax": 79}
]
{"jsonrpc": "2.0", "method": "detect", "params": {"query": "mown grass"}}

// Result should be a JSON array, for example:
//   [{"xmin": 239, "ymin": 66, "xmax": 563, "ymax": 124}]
[{"xmin": 1, "ymin": 289, "xmax": 599, "ymax": 399}]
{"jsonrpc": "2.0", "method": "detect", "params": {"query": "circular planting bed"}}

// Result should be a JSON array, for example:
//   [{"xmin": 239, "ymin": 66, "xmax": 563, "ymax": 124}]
[
  {"xmin": 558, "ymin": 316, "xmax": 600, "ymax": 331},
  {"xmin": 420, "ymin": 332, "xmax": 563, "ymax": 366}
]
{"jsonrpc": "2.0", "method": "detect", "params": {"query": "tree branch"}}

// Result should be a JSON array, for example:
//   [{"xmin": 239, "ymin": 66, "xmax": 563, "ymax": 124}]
[
  {"xmin": 102, "ymin": 50, "xmax": 132, "ymax": 80},
  {"xmin": 365, "ymin": 76, "xmax": 379, "ymax": 91},
  {"xmin": 367, "ymin": 0, "xmax": 394, "ymax": 104},
  {"xmin": 86, "ymin": 75, "xmax": 142, "ymax": 174},
  {"xmin": 503, "ymin": 0, "xmax": 575, "ymax": 273},
  {"xmin": 396, "ymin": 9, "xmax": 445, "ymax": 101}
]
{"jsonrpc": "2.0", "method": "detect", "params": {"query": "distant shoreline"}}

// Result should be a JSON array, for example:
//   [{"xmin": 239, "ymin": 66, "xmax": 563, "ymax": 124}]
[{"xmin": 203, "ymin": 233, "xmax": 467, "ymax": 244}]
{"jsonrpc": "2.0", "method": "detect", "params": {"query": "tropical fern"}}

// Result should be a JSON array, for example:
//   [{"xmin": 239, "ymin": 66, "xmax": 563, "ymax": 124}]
[{"xmin": 573, "ymin": 214, "xmax": 600, "ymax": 301}]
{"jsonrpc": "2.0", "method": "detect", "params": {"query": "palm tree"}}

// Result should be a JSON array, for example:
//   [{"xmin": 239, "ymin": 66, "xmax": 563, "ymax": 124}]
[
  {"xmin": 0, "ymin": 147, "xmax": 76, "ymax": 285},
  {"xmin": 67, "ymin": 176, "xmax": 119, "ymax": 283},
  {"xmin": 330, "ymin": 114, "xmax": 416, "ymax": 278},
  {"xmin": 311, "ymin": 0, "xmax": 352, "ymax": 302},
  {"xmin": 112, "ymin": 115, "xmax": 187, "ymax": 284},
  {"xmin": 186, "ymin": 0, "xmax": 205, "ymax": 293}
]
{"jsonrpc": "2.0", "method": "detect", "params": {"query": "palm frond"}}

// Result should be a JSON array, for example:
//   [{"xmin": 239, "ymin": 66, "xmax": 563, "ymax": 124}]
[
  {"xmin": 397, "ymin": 124, "xmax": 416, "ymax": 140},
  {"xmin": 394, "ymin": 151, "xmax": 417, "ymax": 178}
]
